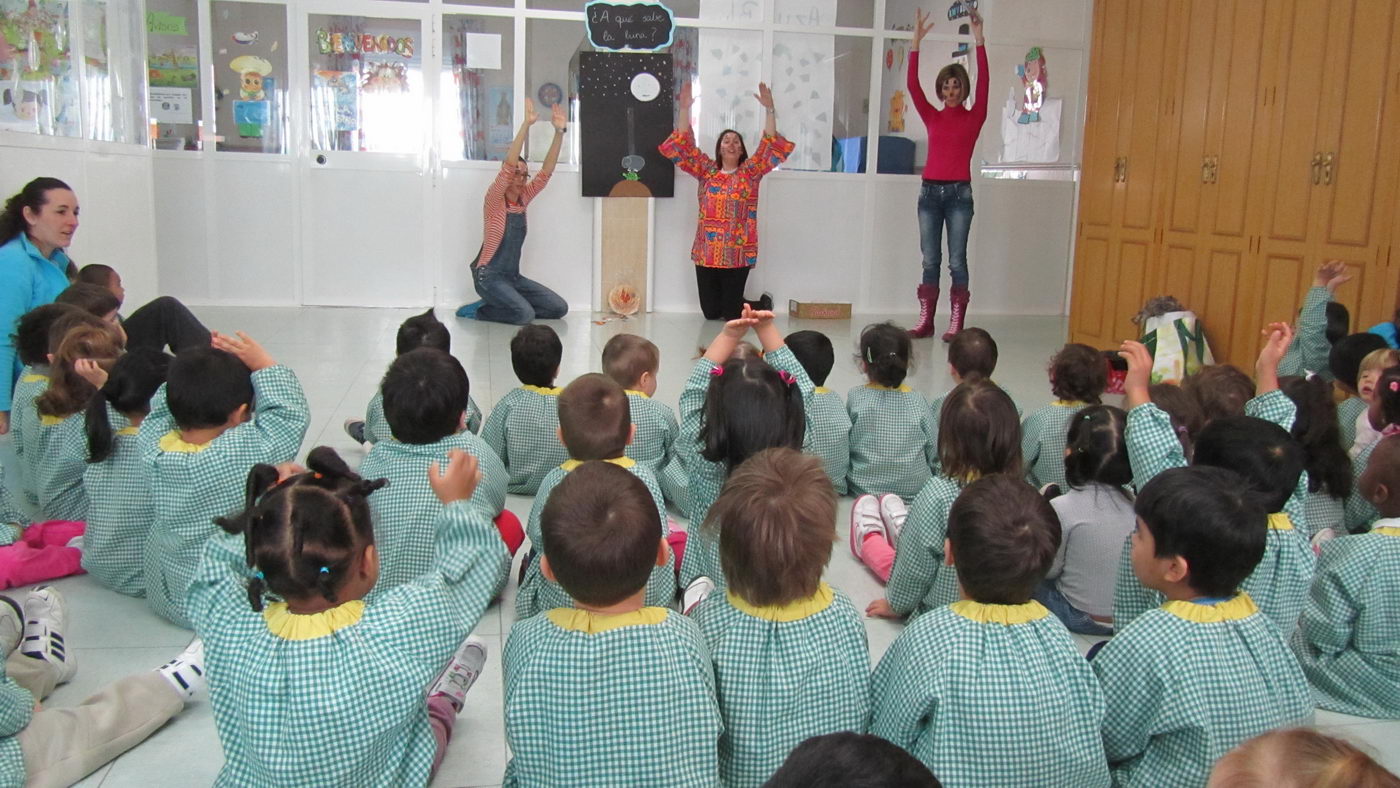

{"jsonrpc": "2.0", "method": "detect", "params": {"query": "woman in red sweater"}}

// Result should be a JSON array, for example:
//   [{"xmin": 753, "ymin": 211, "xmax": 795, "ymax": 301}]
[{"xmin": 908, "ymin": 6, "xmax": 987, "ymax": 341}]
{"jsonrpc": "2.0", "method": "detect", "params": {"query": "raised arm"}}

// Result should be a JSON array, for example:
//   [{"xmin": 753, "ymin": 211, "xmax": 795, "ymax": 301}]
[
  {"xmin": 676, "ymin": 80, "xmax": 693, "ymax": 133},
  {"xmin": 659, "ymin": 82, "xmax": 716, "ymax": 179},
  {"xmin": 538, "ymin": 102, "xmax": 568, "ymax": 179},
  {"xmin": 504, "ymin": 98, "xmax": 538, "ymax": 169},
  {"xmin": 757, "ymin": 82, "xmax": 776, "ymax": 137},
  {"xmin": 906, "ymin": 9, "xmax": 935, "ymax": 117}
]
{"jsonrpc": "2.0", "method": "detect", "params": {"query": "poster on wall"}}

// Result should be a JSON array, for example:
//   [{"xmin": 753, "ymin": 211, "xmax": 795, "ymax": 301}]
[
  {"xmin": 578, "ymin": 52, "xmax": 674, "ymax": 198},
  {"xmin": 149, "ymin": 86, "xmax": 193, "ymax": 124},
  {"xmin": 999, "ymin": 47, "xmax": 1060, "ymax": 163},
  {"xmin": 0, "ymin": 0, "xmax": 76, "ymax": 136}
]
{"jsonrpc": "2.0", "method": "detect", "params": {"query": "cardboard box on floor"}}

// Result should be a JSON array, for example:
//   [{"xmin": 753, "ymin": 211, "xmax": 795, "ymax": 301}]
[{"xmin": 788, "ymin": 300, "xmax": 852, "ymax": 319}]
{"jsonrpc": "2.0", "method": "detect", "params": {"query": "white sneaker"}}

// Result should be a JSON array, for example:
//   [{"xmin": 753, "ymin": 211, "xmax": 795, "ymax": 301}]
[
  {"xmin": 157, "ymin": 638, "xmax": 206, "ymax": 701},
  {"xmin": 431, "ymin": 636, "xmax": 487, "ymax": 714},
  {"xmin": 343, "ymin": 418, "xmax": 367, "ymax": 445},
  {"xmin": 682, "ymin": 576, "xmax": 716, "ymax": 615},
  {"xmin": 21, "ymin": 586, "xmax": 76, "ymax": 684},
  {"xmin": 877, "ymin": 494, "xmax": 908, "ymax": 548},
  {"xmin": 849, "ymin": 495, "xmax": 887, "ymax": 561},
  {"xmin": 0, "ymin": 596, "xmax": 21, "ymax": 658}
]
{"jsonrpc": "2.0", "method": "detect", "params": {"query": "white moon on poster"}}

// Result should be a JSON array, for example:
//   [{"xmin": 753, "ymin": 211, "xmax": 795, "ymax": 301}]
[{"xmin": 631, "ymin": 72, "xmax": 661, "ymax": 101}]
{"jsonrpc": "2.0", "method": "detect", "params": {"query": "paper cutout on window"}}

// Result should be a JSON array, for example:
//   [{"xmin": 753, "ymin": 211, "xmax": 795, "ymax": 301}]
[
  {"xmin": 230, "ymin": 55, "xmax": 271, "ymax": 100},
  {"xmin": 889, "ymin": 89, "xmax": 906, "ymax": 133},
  {"xmin": 1017, "ymin": 47, "xmax": 1047, "ymax": 124},
  {"xmin": 999, "ymin": 89, "xmax": 1061, "ymax": 164}
]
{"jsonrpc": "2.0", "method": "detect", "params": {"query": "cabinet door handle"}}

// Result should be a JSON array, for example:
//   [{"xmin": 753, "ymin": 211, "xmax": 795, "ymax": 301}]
[
  {"xmin": 1311, "ymin": 152, "xmax": 1323, "ymax": 185},
  {"xmin": 1323, "ymin": 152, "xmax": 1335, "ymax": 185},
  {"xmin": 1209, "ymin": 156, "xmax": 1220, "ymax": 184},
  {"xmin": 1202, "ymin": 156, "xmax": 1211, "ymax": 183},
  {"xmin": 1120, "ymin": 156, "xmax": 1128, "ymax": 183}
]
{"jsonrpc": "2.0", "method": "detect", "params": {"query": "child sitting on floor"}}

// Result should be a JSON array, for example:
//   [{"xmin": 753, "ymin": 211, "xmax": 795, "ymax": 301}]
[
  {"xmin": 1094, "ymin": 466, "xmax": 1313, "ymax": 788},
  {"xmin": 785, "ymin": 329, "xmax": 850, "ymax": 495},
  {"xmin": 602, "ymin": 333, "xmax": 681, "ymax": 503},
  {"xmin": 481, "ymin": 324, "xmax": 569, "ymax": 495},
  {"xmin": 763, "ymin": 732, "xmax": 940, "ymax": 788},
  {"xmin": 690, "ymin": 448, "xmax": 869, "ymax": 786},
  {"xmin": 1281, "ymin": 374, "xmax": 1352, "ymax": 540},
  {"xmin": 1022, "ymin": 342, "xmax": 1107, "ymax": 488},
  {"xmin": 1344, "ymin": 366, "xmax": 1400, "ymax": 532},
  {"xmin": 8, "ymin": 303, "xmax": 80, "ymax": 507},
  {"xmin": 1329, "ymin": 332, "xmax": 1388, "ymax": 448},
  {"xmin": 846, "ymin": 323, "xmax": 936, "ymax": 503},
  {"xmin": 1349, "ymin": 348, "xmax": 1400, "ymax": 456},
  {"xmin": 927, "ymin": 326, "xmax": 1020, "ymax": 468},
  {"xmin": 870, "ymin": 474, "xmax": 1110, "ymax": 787},
  {"xmin": 503, "ymin": 462, "xmax": 721, "ymax": 787}
]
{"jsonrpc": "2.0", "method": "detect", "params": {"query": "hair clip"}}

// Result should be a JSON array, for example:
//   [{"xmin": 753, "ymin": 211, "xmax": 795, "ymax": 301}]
[
  {"xmin": 1391, "ymin": 380, "xmax": 1399, "ymax": 393},
  {"xmin": 778, "ymin": 370, "xmax": 797, "ymax": 386},
  {"xmin": 253, "ymin": 570, "xmax": 265, "ymax": 580},
  {"xmin": 319, "ymin": 566, "xmax": 330, "ymax": 574},
  {"xmin": 313, "ymin": 472, "xmax": 324, "ymax": 480},
  {"xmin": 709, "ymin": 366, "xmax": 724, "ymax": 377}
]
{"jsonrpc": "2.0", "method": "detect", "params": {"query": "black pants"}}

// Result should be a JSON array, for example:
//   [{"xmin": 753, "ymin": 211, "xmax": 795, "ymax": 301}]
[
  {"xmin": 695, "ymin": 266, "xmax": 751, "ymax": 321},
  {"xmin": 121, "ymin": 296, "xmax": 212, "ymax": 354}
]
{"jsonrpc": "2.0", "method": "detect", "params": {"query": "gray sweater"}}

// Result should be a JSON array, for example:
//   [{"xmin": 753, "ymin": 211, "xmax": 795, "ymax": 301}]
[{"xmin": 1047, "ymin": 482, "xmax": 1136, "ymax": 617}]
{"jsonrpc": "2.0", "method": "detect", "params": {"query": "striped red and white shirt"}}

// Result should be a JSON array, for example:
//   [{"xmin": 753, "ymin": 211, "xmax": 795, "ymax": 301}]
[{"xmin": 478, "ymin": 164, "xmax": 552, "ymax": 267}]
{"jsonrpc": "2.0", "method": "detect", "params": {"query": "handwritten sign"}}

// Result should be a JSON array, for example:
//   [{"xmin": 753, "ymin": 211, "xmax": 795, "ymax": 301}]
[
  {"xmin": 146, "ymin": 12, "xmax": 188, "ymax": 36},
  {"xmin": 586, "ymin": 1, "xmax": 675, "ymax": 52}
]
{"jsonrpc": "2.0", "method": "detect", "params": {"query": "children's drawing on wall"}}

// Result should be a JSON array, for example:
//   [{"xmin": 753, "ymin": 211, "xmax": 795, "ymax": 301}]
[
  {"xmin": 889, "ymin": 89, "xmax": 906, "ymax": 133},
  {"xmin": 230, "ymin": 55, "xmax": 271, "ymax": 138},
  {"xmin": 488, "ymin": 85, "xmax": 513, "ymax": 155},
  {"xmin": 362, "ymin": 61, "xmax": 408, "ymax": 93},
  {"xmin": 578, "ymin": 52, "xmax": 674, "ymax": 198},
  {"xmin": 999, "ymin": 46, "xmax": 1062, "ymax": 163},
  {"xmin": 0, "ymin": 82, "xmax": 46, "ymax": 132},
  {"xmin": 947, "ymin": 0, "xmax": 976, "ymax": 58},
  {"xmin": 0, "ymin": 0, "xmax": 75, "ymax": 135}
]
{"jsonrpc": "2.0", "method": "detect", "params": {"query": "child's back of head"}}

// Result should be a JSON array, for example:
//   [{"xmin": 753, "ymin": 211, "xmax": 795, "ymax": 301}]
[
  {"xmin": 166, "ymin": 347, "xmax": 254, "ymax": 431},
  {"xmin": 1194, "ymin": 416, "xmax": 1304, "ymax": 514},
  {"xmin": 1183, "ymin": 365, "xmax": 1255, "ymax": 424},
  {"xmin": 1371, "ymin": 366, "xmax": 1400, "ymax": 433},
  {"xmin": 557, "ymin": 373, "xmax": 631, "ymax": 460},
  {"xmin": 709, "ymin": 448, "xmax": 835, "ymax": 607},
  {"xmin": 1360, "ymin": 434, "xmax": 1400, "ymax": 518},
  {"xmin": 602, "ymin": 333, "xmax": 660, "ymax": 390},
  {"xmin": 1325, "ymin": 302, "xmax": 1351, "ymax": 346},
  {"xmin": 1209, "ymin": 728, "xmax": 1400, "ymax": 788},
  {"xmin": 381, "ymin": 347, "xmax": 469, "ymax": 445},
  {"xmin": 13, "ymin": 303, "xmax": 79, "ymax": 366},
  {"xmin": 784, "ymin": 330, "xmax": 834, "ymax": 388},
  {"xmin": 947, "ymin": 474, "xmax": 1060, "ymax": 605},
  {"xmin": 55, "ymin": 282, "xmax": 120, "ymax": 320},
  {"xmin": 938, "ymin": 379, "xmax": 1021, "ymax": 481},
  {"xmin": 510, "ymin": 324, "xmax": 562, "ymax": 387},
  {"xmin": 85, "ymin": 348, "xmax": 171, "ymax": 463},
  {"xmin": 395, "ymin": 308, "xmax": 450, "ymax": 356},
  {"xmin": 540, "ymin": 461, "xmax": 662, "ymax": 607},
  {"xmin": 1330, "ymin": 333, "xmax": 1389, "ymax": 394},
  {"xmin": 701, "ymin": 355, "xmax": 805, "ymax": 471},
  {"xmin": 946, "ymin": 327, "xmax": 997, "ymax": 381},
  {"xmin": 1049, "ymin": 343, "xmax": 1107, "ymax": 404},
  {"xmin": 1280, "ymin": 376, "xmax": 1351, "ymax": 500},
  {"xmin": 763, "ymin": 732, "xmax": 942, "ymax": 788},
  {"xmin": 1064, "ymin": 405, "xmax": 1131, "ymax": 489},
  {"xmin": 36, "ymin": 321, "xmax": 124, "ymax": 419},
  {"xmin": 76, "ymin": 263, "xmax": 118, "ymax": 290},
  {"xmin": 859, "ymin": 323, "xmax": 912, "ymax": 388},
  {"xmin": 1135, "ymin": 466, "xmax": 1267, "ymax": 597},
  {"xmin": 216, "ymin": 446, "xmax": 387, "ymax": 612}
]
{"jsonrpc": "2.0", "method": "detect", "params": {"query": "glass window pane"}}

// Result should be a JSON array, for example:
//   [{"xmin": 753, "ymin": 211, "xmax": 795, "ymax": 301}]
[
  {"xmin": 212, "ymin": 1, "xmax": 288, "ymax": 153},
  {"xmin": 692, "ymin": 27, "xmax": 761, "ymax": 152},
  {"xmin": 526, "ymin": 0, "xmax": 586, "ymax": 10},
  {"xmin": 773, "ymin": 0, "xmax": 872, "ymax": 29},
  {"xmin": 885, "ymin": 0, "xmax": 976, "ymax": 34},
  {"xmin": 770, "ymin": 32, "xmax": 868, "ymax": 172},
  {"xmin": 80, "ymin": 0, "xmax": 146, "ymax": 144},
  {"xmin": 442, "ymin": 14, "xmax": 514, "ymax": 161},
  {"xmin": 146, "ymin": 0, "xmax": 201, "ymax": 149},
  {"xmin": 0, "ymin": 0, "xmax": 79, "ymax": 137},
  {"xmin": 881, "ymin": 43, "xmax": 972, "ymax": 173},
  {"xmin": 446, "ymin": 0, "xmax": 513, "ymax": 7},
  {"xmin": 307, "ymin": 15, "xmax": 425, "ymax": 154},
  {"xmin": 525, "ymin": 18, "xmax": 587, "ymax": 166}
]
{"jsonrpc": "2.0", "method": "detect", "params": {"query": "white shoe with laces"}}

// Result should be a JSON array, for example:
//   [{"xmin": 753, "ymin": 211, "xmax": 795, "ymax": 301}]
[
  {"xmin": 431, "ymin": 636, "xmax": 488, "ymax": 714},
  {"xmin": 157, "ymin": 638, "xmax": 207, "ymax": 701},
  {"xmin": 682, "ymin": 576, "xmax": 716, "ymax": 615},
  {"xmin": 877, "ymin": 494, "xmax": 908, "ymax": 548},
  {"xmin": 0, "ymin": 596, "xmax": 21, "ymax": 658},
  {"xmin": 849, "ymin": 495, "xmax": 887, "ymax": 561},
  {"xmin": 21, "ymin": 586, "xmax": 76, "ymax": 684}
]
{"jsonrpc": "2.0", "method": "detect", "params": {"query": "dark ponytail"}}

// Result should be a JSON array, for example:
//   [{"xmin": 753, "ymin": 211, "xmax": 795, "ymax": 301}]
[
  {"xmin": 859, "ymin": 322, "xmax": 912, "ymax": 388},
  {"xmin": 84, "ymin": 349, "xmax": 171, "ymax": 463},
  {"xmin": 1063, "ymin": 405, "xmax": 1132, "ymax": 494},
  {"xmin": 1280, "ymin": 376, "xmax": 1351, "ymax": 499},
  {"xmin": 700, "ymin": 356, "xmax": 806, "ymax": 471},
  {"xmin": 0, "ymin": 177, "xmax": 72, "ymax": 246}
]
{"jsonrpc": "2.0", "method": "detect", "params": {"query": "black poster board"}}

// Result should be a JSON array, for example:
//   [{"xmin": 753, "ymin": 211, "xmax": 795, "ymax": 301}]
[
  {"xmin": 578, "ymin": 52, "xmax": 675, "ymax": 198},
  {"xmin": 585, "ymin": 1, "xmax": 675, "ymax": 52}
]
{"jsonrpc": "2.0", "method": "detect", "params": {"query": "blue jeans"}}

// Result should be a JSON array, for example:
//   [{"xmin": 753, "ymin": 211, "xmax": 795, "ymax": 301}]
[
  {"xmin": 1033, "ymin": 581, "xmax": 1114, "ymax": 636},
  {"xmin": 917, "ymin": 180, "xmax": 973, "ymax": 288},
  {"xmin": 470, "ymin": 211, "xmax": 568, "ymax": 325}
]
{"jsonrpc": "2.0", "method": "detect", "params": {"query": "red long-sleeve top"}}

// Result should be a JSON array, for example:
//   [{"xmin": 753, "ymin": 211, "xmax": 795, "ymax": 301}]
[{"xmin": 907, "ymin": 46, "xmax": 989, "ymax": 181}]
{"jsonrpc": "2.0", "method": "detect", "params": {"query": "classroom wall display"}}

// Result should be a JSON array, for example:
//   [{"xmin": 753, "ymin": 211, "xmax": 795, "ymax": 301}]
[
  {"xmin": 585, "ymin": 1, "xmax": 674, "ymax": 52},
  {"xmin": 212, "ymin": 0, "xmax": 287, "ymax": 153},
  {"xmin": 578, "ymin": 52, "xmax": 675, "ymax": 198},
  {"xmin": 0, "ymin": 0, "xmax": 78, "ymax": 136},
  {"xmin": 999, "ymin": 46, "xmax": 1060, "ymax": 162}
]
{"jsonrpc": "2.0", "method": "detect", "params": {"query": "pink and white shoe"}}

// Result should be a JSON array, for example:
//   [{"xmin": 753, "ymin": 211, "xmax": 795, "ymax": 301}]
[
  {"xmin": 849, "ymin": 495, "xmax": 887, "ymax": 561},
  {"xmin": 877, "ymin": 494, "xmax": 908, "ymax": 548},
  {"xmin": 430, "ymin": 636, "xmax": 488, "ymax": 714}
]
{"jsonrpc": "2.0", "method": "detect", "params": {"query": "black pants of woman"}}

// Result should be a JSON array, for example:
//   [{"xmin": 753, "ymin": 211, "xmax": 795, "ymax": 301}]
[
  {"xmin": 695, "ymin": 266, "xmax": 751, "ymax": 321},
  {"xmin": 121, "ymin": 296, "xmax": 211, "ymax": 354}
]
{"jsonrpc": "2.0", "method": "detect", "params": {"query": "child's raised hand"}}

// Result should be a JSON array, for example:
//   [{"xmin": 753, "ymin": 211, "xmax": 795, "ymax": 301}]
[
  {"xmin": 1314, "ymin": 259, "xmax": 1352, "ymax": 293},
  {"xmin": 1118, "ymin": 340, "xmax": 1153, "ymax": 409},
  {"xmin": 524, "ymin": 97, "xmax": 539, "ymax": 126},
  {"xmin": 74, "ymin": 358, "xmax": 109, "ymax": 389},
  {"xmin": 212, "ymin": 331, "xmax": 276, "ymax": 371},
  {"xmin": 721, "ymin": 316, "xmax": 756, "ymax": 340},
  {"xmin": 429, "ymin": 449, "xmax": 481, "ymax": 505},
  {"xmin": 1257, "ymin": 321, "xmax": 1293, "ymax": 371},
  {"xmin": 866, "ymin": 598, "xmax": 900, "ymax": 619}
]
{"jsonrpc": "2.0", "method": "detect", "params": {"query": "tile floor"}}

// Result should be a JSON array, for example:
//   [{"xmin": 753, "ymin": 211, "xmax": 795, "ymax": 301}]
[{"xmin": 0, "ymin": 306, "xmax": 1394, "ymax": 787}]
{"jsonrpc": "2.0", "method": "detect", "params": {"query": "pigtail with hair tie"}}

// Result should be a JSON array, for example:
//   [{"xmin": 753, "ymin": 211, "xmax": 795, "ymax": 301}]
[{"xmin": 778, "ymin": 370, "xmax": 797, "ymax": 386}]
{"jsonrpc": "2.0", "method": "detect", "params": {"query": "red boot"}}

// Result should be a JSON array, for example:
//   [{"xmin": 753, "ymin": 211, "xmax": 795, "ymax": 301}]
[
  {"xmin": 908, "ymin": 284, "xmax": 939, "ymax": 338},
  {"xmin": 942, "ymin": 287, "xmax": 969, "ymax": 342}
]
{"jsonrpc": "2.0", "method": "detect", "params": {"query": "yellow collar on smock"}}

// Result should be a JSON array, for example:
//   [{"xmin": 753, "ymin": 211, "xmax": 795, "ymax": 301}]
[
  {"xmin": 865, "ymin": 383, "xmax": 913, "ymax": 393},
  {"xmin": 547, "ymin": 606, "xmax": 668, "ymax": 633},
  {"xmin": 263, "ymin": 600, "xmax": 365, "ymax": 640},
  {"xmin": 727, "ymin": 583, "xmax": 834, "ymax": 622},
  {"xmin": 1372, "ymin": 526, "xmax": 1400, "ymax": 537},
  {"xmin": 559, "ymin": 456, "xmax": 636, "ymax": 472},
  {"xmin": 624, "ymin": 390, "xmax": 650, "ymax": 398},
  {"xmin": 1162, "ymin": 593, "xmax": 1258, "ymax": 623},
  {"xmin": 949, "ymin": 599, "xmax": 1050, "ymax": 625},
  {"xmin": 115, "ymin": 426, "xmax": 138, "ymax": 437},
  {"xmin": 1267, "ymin": 512, "xmax": 1294, "ymax": 531},
  {"xmin": 159, "ymin": 430, "xmax": 213, "ymax": 453},
  {"xmin": 521, "ymin": 385, "xmax": 562, "ymax": 396},
  {"xmin": 20, "ymin": 373, "xmax": 46, "ymax": 384},
  {"xmin": 814, "ymin": 386, "xmax": 832, "ymax": 394}
]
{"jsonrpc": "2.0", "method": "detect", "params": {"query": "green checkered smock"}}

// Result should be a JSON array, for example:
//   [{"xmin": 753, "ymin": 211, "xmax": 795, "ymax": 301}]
[
  {"xmin": 359, "ymin": 431, "xmax": 509, "ymax": 593},
  {"xmin": 1344, "ymin": 439, "xmax": 1381, "ymax": 533},
  {"xmin": 1291, "ymin": 523, "xmax": 1400, "ymax": 717},
  {"xmin": 1278, "ymin": 286, "xmax": 1334, "ymax": 380},
  {"xmin": 660, "ymin": 456, "xmax": 691, "ymax": 518},
  {"xmin": 10, "ymin": 367, "xmax": 47, "ymax": 507},
  {"xmin": 141, "ymin": 366, "xmax": 310, "ymax": 629},
  {"xmin": 623, "ymin": 391, "xmax": 679, "ymax": 485},
  {"xmin": 1021, "ymin": 401, "xmax": 1089, "ymax": 488},
  {"xmin": 691, "ymin": 584, "xmax": 870, "ymax": 788},
  {"xmin": 1094, "ymin": 594, "xmax": 1314, "ymax": 788},
  {"xmin": 870, "ymin": 600, "xmax": 1110, "ymax": 788},
  {"xmin": 928, "ymin": 384, "xmax": 1021, "ymax": 475},
  {"xmin": 1337, "ymin": 396, "xmax": 1368, "ymax": 452},
  {"xmin": 0, "ymin": 468, "xmax": 23, "ymax": 531},
  {"xmin": 1124, "ymin": 402, "xmax": 1187, "ymax": 493},
  {"xmin": 79, "ymin": 405, "xmax": 152, "ymax": 597},
  {"xmin": 807, "ymin": 388, "xmax": 850, "ymax": 496},
  {"xmin": 515, "ymin": 458, "xmax": 675, "ymax": 618},
  {"xmin": 481, "ymin": 386, "xmax": 569, "ymax": 495},
  {"xmin": 502, "ymin": 608, "xmax": 722, "ymax": 787},
  {"xmin": 188, "ymin": 500, "xmax": 506, "ymax": 787},
  {"xmin": 32, "ymin": 411, "xmax": 87, "ymax": 522},
  {"xmin": 0, "ymin": 660, "xmax": 34, "ymax": 784},
  {"xmin": 677, "ymin": 346, "xmax": 814, "ymax": 588},
  {"xmin": 887, "ymin": 475, "xmax": 967, "ymax": 619},
  {"xmin": 846, "ymin": 384, "xmax": 935, "ymax": 502},
  {"xmin": 1112, "ymin": 534, "xmax": 1163, "ymax": 631},
  {"xmin": 1305, "ymin": 490, "xmax": 1345, "ymax": 537},
  {"xmin": 1244, "ymin": 390, "xmax": 1311, "ymax": 534},
  {"xmin": 363, "ymin": 389, "xmax": 483, "ymax": 444}
]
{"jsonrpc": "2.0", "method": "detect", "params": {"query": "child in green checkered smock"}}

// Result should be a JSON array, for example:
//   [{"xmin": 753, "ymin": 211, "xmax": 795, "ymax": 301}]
[
  {"xmin": 1280, "ymin": 375, "xmax": 1353, "ymax": 538},
  {"xmin": 1095, "ymin": 466, "xmax": 1313, "ymax": 788},
  {"xmin": 677, "ymin": 311, "xmax": 813, "ymax": 589},
  {"xmin": 141, "ymin": 334, "xmax": 309, "ymax": 629},
  {"xmin": 364, "ymin": 390, "xmax": 482, "ymax": 444},
  {"xmin": 785, "ymin": 330, "xmax": 850, "ymax": 495},
  {"xmin": 1278, "ymin": 264, "xmax": 1348, "ymax": 380},
  {"xmin": 1330, "ymin": 331, "xmax": 1388, "ymax": 449},
  {"xmin": 690, "ymin": 449, "xmax": 869, "ymax": 788},
  {"xmin": 515, "ymin": 372, "xmax": 675, "ymax": 617},
  {"xmin": 870, "ymin": 476, "xmax": 1110, "ymax": 788},
  {"xmin": 602, "ymin": 334, "xmax": 683, "ymax": 503},
  {"xmin": 77, "ymin": 349, "xmax": 172, "ymax": 597},
  {"xmin": 862, "ymin": 380, "xmax": 1022, "ymax": 619},
  {"xmin": 1021, "ymin": 343, "xmax": 1106, "ymax": 489},
  {"xmin": 358, "ymin": 348, "xmax": 513, "ymax": 593},
  {"xmin": 846, "ymin": 324, "xmax": 935, "ymax": 502},
  {"xmin": 9, "ymin": 366, "xmax": 47, "ymax": 507},
  {"xmin": 350, "ymin": 310, "xmax": 483, "ymax": 445},
  {"xmin": 189, "ymin": 447, "xmax": 505, "ymax": 787},
  {"xmin": 1343, "ymin": 368, "xmax": 1400, "ymax": 532},
  {"xmin": 503, "ymin": 462, "xmax": 722, "ymax": 788},
  {"xmin": 481, "ymin": 324, "xmax": 569, "ymax": 495},
  {"xmin": 926, "ymin": 328, "xmax": 1019, "ymax": 474}
]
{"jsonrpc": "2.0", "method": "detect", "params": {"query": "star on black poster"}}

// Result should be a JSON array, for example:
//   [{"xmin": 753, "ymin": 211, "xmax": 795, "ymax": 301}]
[{"xmin": 578, "ymin": 52, "xmax": 674, "ymax": 198}]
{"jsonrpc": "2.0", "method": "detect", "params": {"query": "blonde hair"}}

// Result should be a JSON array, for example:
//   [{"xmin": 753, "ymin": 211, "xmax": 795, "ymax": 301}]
[
  {"xmin": 36, "ymin": 322, "xmax": 124, "ymax": 419},
  {"xmin": 1208, "ymin": 729, "xmax": 1400, "ymax": 788},
  {"xmin": 1359, "ymin": 348, "xmax": 1400, "ymax": 377}
]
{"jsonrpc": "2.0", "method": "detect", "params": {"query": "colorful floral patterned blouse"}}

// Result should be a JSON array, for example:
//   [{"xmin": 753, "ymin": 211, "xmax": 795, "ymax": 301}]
[{"xmin": 660, "ymin": 129, "xmax": 794, "ymax": 269}]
